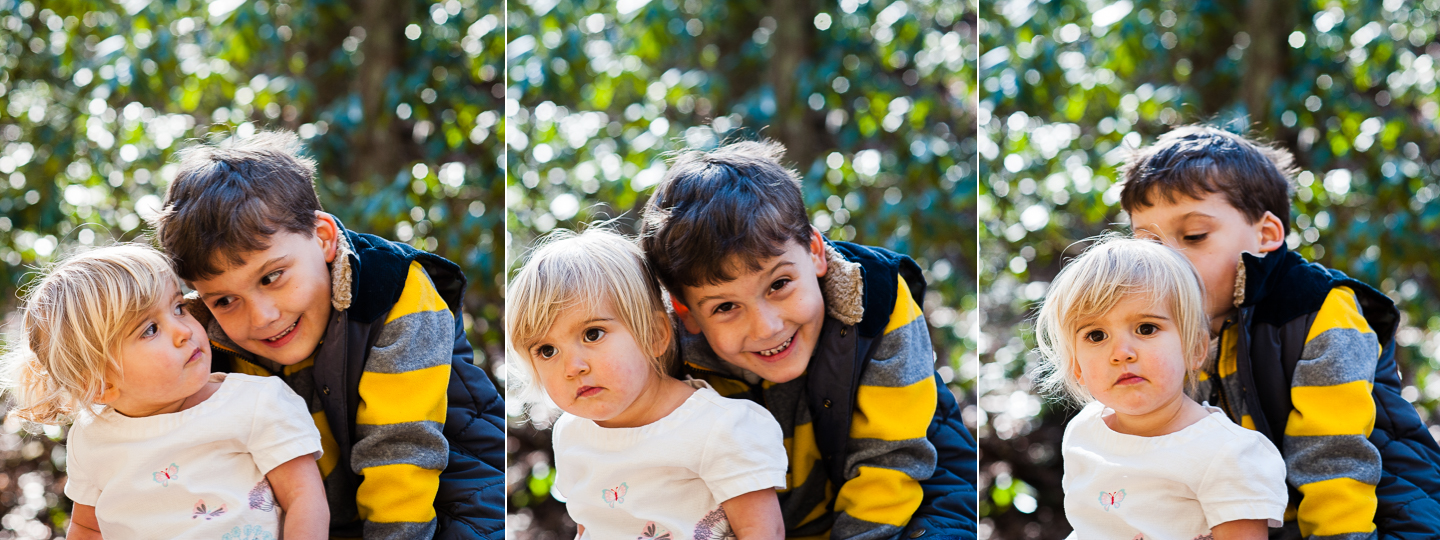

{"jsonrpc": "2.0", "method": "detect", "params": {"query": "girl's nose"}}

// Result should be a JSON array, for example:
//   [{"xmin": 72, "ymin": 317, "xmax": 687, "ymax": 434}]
[
  {"xmin": 1110, "ymin": 338, "xmax": 1137, "ymax": 364},
  {"xmin": 565, "ymin": 355, "xmax": 590, "ymax": 378}
]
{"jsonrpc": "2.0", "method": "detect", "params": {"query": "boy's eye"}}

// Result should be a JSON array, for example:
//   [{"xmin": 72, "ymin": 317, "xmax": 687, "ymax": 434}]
[
  {"xmin": 1084, "ymin": 329, "xmax": 1107, "ymax": 343},
  {"xmin": 769, "ymin": 278, "xmax": 791, "ymax": 292},
  {"xmin": 260, "ymin": 270, "xmax": 283, "ymax": 286},
  {"xmin": 1183, "ymin": 233, "xmax": 1208, "ymax": 243},
  {"xmin": 536, "ymin": 344, "xmax": 558, "ymax": 359},
  {"xmin": 1137, "ymin": 323, "xmax": 1159, "ymax": 336},
  {"xmin": 583, "ymin": 328, "xmax": 605, "ymax": 342},
  {"xmin": 212, "ymin": 297, "xmax": 233, "ymax": 309},
  {"xmin": 713, "ymin": 302, "xmax": 736, "ymax": 315}
]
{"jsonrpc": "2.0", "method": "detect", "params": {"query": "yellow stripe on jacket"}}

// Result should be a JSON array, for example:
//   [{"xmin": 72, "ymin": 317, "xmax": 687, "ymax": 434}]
[
  {"xmin": 353, "ymin": 261, "xmax": 453, "ymax": 526},
  {"xmin": 834, "ymin": 276, "xmax": 936, "ymax": 530},
  {"xmin": 1285, "ymin": 286, "xmax": 1381, "ymax": 538}
]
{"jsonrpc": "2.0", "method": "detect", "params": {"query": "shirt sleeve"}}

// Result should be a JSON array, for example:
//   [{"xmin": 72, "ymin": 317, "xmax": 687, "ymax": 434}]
[
  {"xmin": 833, "ymin": 276, "xmax": 939, "ymax": 540},
  {"xmin": 1197, "ymin": 428, "xmax": 1288, "ymax": 528},
  {"xmin": 248, "ymin": 377, "xmax": 325, "ymax": 474},
  {"xmin": 352, "ymin": 261, "xmax": 453, "ymax": 540},
  {"xmin": 1284, "ymin": 286, "xmax": 1382, "ymax": 539},
  {"xmin": 698, "ymin": 399, "xmax": 788, "ymax": 503},
  {"xmin": 63, "ymin": 419, "xmax": 101, "ymax": 506}
]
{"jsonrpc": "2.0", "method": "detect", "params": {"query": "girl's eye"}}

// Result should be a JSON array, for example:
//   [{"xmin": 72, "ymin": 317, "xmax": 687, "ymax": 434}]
[
  {"xmin": 536, "ymin": 344, "xmax": 558, "ymax": 359},
  {"xmin": 141, "ymin": 323, "xmax": 158, "ymax": 338},
  {"xmin": 583, "ymin": 328, "xmax": 606, "ymax": 342},
  {"xmin": 769, "ymin": 278, "xmax": 791, "ymax": 292},
  {"xmin": 261, "ymin": 270, "xmax": 283, "ymax": 286},
  {"xmin": 1085, "ymin": 329, "xmax": 1107, "ymax": 343},
  {"xmin": 1137, "ymin": 323, "xmax": 1159, "ymax": 336},
  {"xmin": 713, "ymin": 302, "xmax": 736, "ymax": 315},
  {"xmin": 174, "ymin": 302, "xmax": 186, "ymax": 316}
]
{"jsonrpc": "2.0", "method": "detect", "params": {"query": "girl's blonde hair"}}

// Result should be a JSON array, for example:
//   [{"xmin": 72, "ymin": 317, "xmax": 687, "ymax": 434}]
[
  {"xmin": 505, "ymin": 228, "xmax": 675, "ymax": 400},
  {"xmin": 1034, "ymin": 236, "xmax": 1210, "ymax": 404},
  {"xmin": 2, "ymin": 244, "xmax": 181, "ymax": 424}
]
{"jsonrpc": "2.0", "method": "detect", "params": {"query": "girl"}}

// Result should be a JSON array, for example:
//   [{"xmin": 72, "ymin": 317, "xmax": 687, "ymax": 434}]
[
  {"xmin": 506, "ymin": 228, "xmax": 786, "ymax": 540},
  {"xmin": 1034, "ymin": 237, "xmax": 1287, "ymax": 540},
  {"xmin": 1, "ymin": 244, "xmax": 327, "ymax": 540}
]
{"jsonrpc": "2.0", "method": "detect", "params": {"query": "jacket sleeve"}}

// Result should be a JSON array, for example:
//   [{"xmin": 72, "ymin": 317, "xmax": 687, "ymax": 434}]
[
  {"xmin": 1285, "ymin": 286, "xmax": 1382, "ymax": 539},
  {"xmin": 352, "ymin": 261, "xmax": 453, "ymax": 540},
  {"xmin": 435, "ymin": 310, "xmax": 508, "ymax": 540},
  {"xmin": 832, "ymin": 276, "xmax": 939, "ymax": 540}
]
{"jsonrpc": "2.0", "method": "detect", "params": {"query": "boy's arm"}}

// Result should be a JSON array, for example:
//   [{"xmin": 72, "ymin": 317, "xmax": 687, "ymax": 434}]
[
  {"xmin": 1285, "ymin": 286, "xmax": 1382, "ymax": 539},
  {"xmin": 68, "ymin": 503, "xmax": 102, "ymax": 540},
  {"xmin": 267, "ymin": 455, "xmax": 329, "ymax": 540},
  {"xmin": 353, "ymin": 261, "xmax": 453, "ymax": 539},
  {"xmin": 722, "ymin": 489, "xmax": 785, "ymax": 540},
  {"xmin": 833, "ymin": 276, "xmax": 938, "ymax": 540}
]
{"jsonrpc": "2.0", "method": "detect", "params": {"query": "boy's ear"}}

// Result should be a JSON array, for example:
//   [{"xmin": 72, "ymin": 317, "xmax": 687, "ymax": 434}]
[
  {"xmin": 672, "ymin": 297, "xmax": 701, "ymax": 334},
  {"xmin": 1256, "ymin": 211, "xmax": 1285, "ymax": 253},
  {"xmin": 809, "ymin": 228, "xmax": 828, "ymax": 278},
  {"xmin": 315, "ymin": 211, "xmax": 340, "ymax": 263}
]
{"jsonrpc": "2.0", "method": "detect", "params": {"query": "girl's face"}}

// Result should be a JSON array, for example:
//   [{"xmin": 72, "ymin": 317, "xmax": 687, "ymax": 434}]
[
  {"xmin": 102, "ymin": 281, "xmax": 214, "ymax": 417},
  {"xmin": 1072, "ymin": 295, "xmax": 1195, "ymax": 423},
  {"xmin": 528, "ymin": 300, "xmax": 669, "ymax": 428}
]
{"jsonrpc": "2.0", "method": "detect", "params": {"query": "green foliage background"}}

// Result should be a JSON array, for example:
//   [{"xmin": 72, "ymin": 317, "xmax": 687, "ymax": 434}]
[
  {"xmin": 502, "ymin": 0, "xmax": 976, "ymax": 536},
  {"xmin": 0, "ymin": 0, "xmax": 502, "ymax": 536},
  {"xmin": 979, "ymin": 0, "xmax": 1440, "ymax": 537}
]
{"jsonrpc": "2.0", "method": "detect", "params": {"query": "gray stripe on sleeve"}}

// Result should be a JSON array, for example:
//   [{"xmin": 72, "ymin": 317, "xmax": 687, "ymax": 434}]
[
  {"xmin": 364, "ymin": 519, "xmax": 437, "ymax": 540},
  {"xmin": 352, "ymin": 421, "xmax": 449, "ymax": 472},
  {"xmin": 862, "ymin": 317, "xmax": 938, "ymax": 388},
  {"xmin": 1293, "ymin": 328, "xmax": 1379, "ymax": 387},
  {"xmin": 366, "ymin": 309, "xmax": 455, "ymax": 374},
  {"xmin": 1283, "ymin": 434, "xmax": 1381, "ymax": 487},
  {"xmin": 843, "ymin": 436, "xmax": 938, "ymax": 481},
  {"xmin": 832, "ymin": 513, "xmax": 903, "ymax": 540}
]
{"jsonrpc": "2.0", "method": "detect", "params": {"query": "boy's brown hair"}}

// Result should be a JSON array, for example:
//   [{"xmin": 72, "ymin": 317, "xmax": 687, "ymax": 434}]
[
  {"xmin": 153, "ymin": 131, "xmax": 323, "ymax": 281},
  {"xmin": 1120, "ymin": 125, "xmax": 1297, "ymax": 233},
  {"xmin": 638, "ymin": 140, "xmax": 812, "ymax": 302}
]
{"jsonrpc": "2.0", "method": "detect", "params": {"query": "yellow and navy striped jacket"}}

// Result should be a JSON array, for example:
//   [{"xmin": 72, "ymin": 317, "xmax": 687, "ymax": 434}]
[
  {"xmin": 681, "ymin": 241, "xmax": 977, "ymax": 540},
  {"xmin": 202, "ymin": 231, "xmax": 455, "ymax": 539},
  {"xmin": 1197, "ymin": 246, "xmax": 1440, "ymax": 539}
]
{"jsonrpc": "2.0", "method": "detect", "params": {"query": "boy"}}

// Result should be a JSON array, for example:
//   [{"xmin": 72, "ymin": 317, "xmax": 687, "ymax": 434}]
[
  {"xmin": 638, "ymin": 141, "xmax": 978, "ymax": 540},
  {"xmin": 1120, "ymin": 125, "xmax": 1440, "ymax": 539},
  {"xmin": 151, "ymin": 132, "xmax": 505, "ymax": 540}
]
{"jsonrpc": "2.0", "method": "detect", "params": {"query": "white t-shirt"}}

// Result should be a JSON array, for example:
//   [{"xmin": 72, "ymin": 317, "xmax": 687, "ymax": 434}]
[
  {"xmin": 65, "ymin": 373, "xmax": 323, "ymax": 540},
  {"xmin": 552, "ymin": 379, "xmax": 788, "ymax": 540},
  {"xmin": 1062, "ymin": 401, "xmax": 1287, "ymax": 540}
]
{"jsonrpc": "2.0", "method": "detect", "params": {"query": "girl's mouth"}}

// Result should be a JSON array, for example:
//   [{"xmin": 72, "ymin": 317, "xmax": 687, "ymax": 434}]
[
  {"xmin": 576, "ymin": 386, "xmax": 602, "ymax": 398},
  {"xmin": 261, "ymin": 318, "xmax": 300, "ymax": 346},
  {"xmin": 1115, "ymin": 373, "xmax": 1145, "ymax": 385},
  {"xmin": 186, "ymin": 348, "xmax": 204, "ymax": 365},
  {"xmin": 757, "ymin": 334, "xmax": 796, "ymax": 358}
]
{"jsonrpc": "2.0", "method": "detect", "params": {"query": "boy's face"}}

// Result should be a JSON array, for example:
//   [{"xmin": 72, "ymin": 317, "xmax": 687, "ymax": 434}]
[
  {"xmin": 190, "ymin": 212, "xmax": 339, "ymax": 366},
  {"xmin": 676, "ymin": 230, "xmax": 828, "ymax": 384},
  {"xmin": 1127, "ymin": 193, "xmax": 1285, "ymax": 334}
]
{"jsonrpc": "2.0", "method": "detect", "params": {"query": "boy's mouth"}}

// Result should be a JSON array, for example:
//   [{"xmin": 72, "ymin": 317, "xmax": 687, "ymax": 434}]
[
  {"xmin": 261, "ymin": 318, "xmax": 300, "ymax": 346},
  {"xmin": 756, "ymin": 334, "xmax": 796, "ymax": 358}
]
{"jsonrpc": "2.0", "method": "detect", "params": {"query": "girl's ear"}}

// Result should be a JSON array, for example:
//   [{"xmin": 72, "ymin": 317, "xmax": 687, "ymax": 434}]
[
  {"xmin": 650, "ymin": 310, "xmax": 675, "ymax": 359},
  {"xmin": 95, "ymin": 381, "xmax": 119, "ymax": 405}
]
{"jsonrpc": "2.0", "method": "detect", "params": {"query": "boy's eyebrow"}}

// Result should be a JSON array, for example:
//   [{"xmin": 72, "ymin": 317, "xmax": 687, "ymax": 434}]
[{"xmin": 693, "ymin": 260, "xmax": 796, "ymax": 307}]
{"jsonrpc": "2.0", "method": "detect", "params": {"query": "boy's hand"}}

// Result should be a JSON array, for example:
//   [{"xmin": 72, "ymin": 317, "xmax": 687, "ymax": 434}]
[
  {"xmin": 68, "ymin": 503, "xmax": 103, "ymax": 540},
  {"xmin": 267, "ymin": 454, "xmax": 329, "ymax": 540},
  {"xmin": 1209, "ymin": 519, "xmax": 1269, "ymax": 540},
  {"xmin": 722, "ymin": 488, "xmax": 784, "ymax": 540}
]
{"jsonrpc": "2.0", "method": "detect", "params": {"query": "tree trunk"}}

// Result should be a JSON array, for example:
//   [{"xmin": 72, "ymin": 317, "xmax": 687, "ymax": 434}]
[
  {"xmin": 767, "ymin": 0, "xmax": 817, "ymax": 172},
  {"xmin": 1242, "ymin": 0, "xmax": 1295, "ymax": 127},
  {"xmin": 352, "ymin": 0, "xmax": 409, "ymax": 184}
]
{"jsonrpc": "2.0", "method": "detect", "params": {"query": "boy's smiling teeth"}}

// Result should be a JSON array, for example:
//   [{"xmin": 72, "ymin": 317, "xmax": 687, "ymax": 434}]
[
  {"xmin": 757, "ymin": 335, "xmax": 794, "ymax": 357},
  {"xmin": 264, "ymin": 320, "xmax": 298, "ymax": 342}
]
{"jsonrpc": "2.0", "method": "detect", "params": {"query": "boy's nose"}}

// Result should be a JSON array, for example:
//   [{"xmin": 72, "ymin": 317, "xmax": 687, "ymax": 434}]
[
  {"xmin": 750, "ymin": 305, "xmax": 786, "ymax": 341},
  {"xmin": 251, "ymin": 300, "xmax": 282, "ymax": 329}
]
